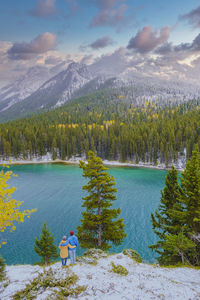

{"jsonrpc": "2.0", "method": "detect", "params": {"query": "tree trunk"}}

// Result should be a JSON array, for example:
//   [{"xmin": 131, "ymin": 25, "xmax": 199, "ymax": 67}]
[
  {"xmin": 180, "ymin": 251, "xmax": 184, "ymax": 263},
  {"xmin": 44, "ymin": 257, "xmax": 48, "ymax": 266},
  {"xmin": 97, "ymin": 189, "xmax": 102, "ymax": 247},
  {"xmin": 179, "ymin": 250, "xmax": 193, "ymax": 266}
]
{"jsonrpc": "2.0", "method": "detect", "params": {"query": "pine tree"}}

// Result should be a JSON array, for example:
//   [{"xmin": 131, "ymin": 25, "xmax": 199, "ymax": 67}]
[
  {"xmin": 149, "ymin": 165, "xmax": 183, "ymax": 265},
  {"xmin": 150, "ymin": 147, "xmax": 200, "ymax": 266},
  {"xmin": 34, "ymin": 222, "xmax": 59, "ymax": 266},
  {"xmin": 77, "ymin": 151, "xmax": 126, "ymax": 250},
  {"xmin": 162, "ymin": 231, "xmax": 196, "ymax": 266},
  {"xmin": 176, "ymin": 145, "xmax": 200, "ymax": 265}
]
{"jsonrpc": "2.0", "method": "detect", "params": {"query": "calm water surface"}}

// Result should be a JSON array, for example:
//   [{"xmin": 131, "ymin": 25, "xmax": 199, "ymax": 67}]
[{"xmin": 1, "ymin": 164, "xmax": 167, "ymax": 265}]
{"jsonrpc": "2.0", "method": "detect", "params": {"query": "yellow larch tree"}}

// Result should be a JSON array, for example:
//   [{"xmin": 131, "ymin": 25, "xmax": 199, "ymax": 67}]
[{"xmin": 0, "ymin": 164, "xmax": 36, "ymax": 246}]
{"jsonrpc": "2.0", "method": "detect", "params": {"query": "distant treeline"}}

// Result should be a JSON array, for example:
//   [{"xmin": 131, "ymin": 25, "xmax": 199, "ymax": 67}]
[{"xmin": 0, "ymin": 92, "xmax": 200, "ymax": 166}]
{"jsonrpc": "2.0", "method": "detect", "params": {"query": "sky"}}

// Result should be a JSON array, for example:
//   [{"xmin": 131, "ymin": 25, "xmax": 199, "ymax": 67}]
[{"xmin": 0, "ymin": 0, "xmax": 200, "ymax": 87}]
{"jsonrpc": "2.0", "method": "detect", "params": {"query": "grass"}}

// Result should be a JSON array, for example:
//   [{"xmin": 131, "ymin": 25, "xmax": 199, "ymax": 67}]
[{"xmin": 161, "ymin": 264, "xmax": 200, "ymax": 270}]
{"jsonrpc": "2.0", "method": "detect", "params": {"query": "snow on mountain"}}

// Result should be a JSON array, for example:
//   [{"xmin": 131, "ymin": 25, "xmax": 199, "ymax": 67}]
[
  {"xmin": 0, "ymin": 62, "xmax": 71, "ymax": 112},
  {"xmin": 22, "ymin": 62, "xmax": 94, "ymax": 110},
  {"xmin": 53, "ymin": 62, "xmax": 93, "ymax": 107},
  {"xmin": 1, "ymin": 252, "xmax": 200, "ymax": 299},
  {"xmin": 1, "ymin": 59, "xmax": 200, "ymax": 122}
]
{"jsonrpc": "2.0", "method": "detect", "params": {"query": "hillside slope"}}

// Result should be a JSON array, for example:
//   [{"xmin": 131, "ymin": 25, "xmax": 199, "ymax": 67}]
[{"xmin": 1, "ymin": 252, "xmax": 200, "ymax": 299}]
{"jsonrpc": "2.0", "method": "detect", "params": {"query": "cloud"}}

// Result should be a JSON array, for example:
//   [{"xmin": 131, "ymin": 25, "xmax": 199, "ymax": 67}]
[
  {"xmin": 0, "ymin": 41, "xmax": 34, "ymax": 87},
  {"xmin": 154, "ymin": 42, "xmax": 173, "ymax": 55},
  {"xmin": 180, "ymin": 6, "xmax": 200, "ymax": 28},
  {"xmin": 127, "ymin": 26, "xmax": 170, "ymax": 53},
  {"xmin": 29, "ymin": 0, "xmax": 57, "ymax": 18},
  {"xmin": 89, "ymin": 46, "xmax": 130, "ymax": 75},
  {"xmin": 89, "ymin": 0, "xmax": 128, "ymax": 29},
  {"xmin": 8, "ymin": 32, "xmax": 56, "ymax": 60},
  {"xmin": 0, "ymin": 41, "xmax": 12, "ymax": 63},
  {"xmin": 44, "ymin": 56, "xmax": 64, "ymax": 65},
  {"xmin": 90, "ymin": 35, "xmax": 114, "ymax": 49},
  {"xmin": 155, "ymin": 33, "xmax": 200, "ymax": 58},
  {"xmin": 192, "ymin": 33, "xmax": 200, "ymax": 51},
  {"xmin": 81, "ymin": 54, "xmax": 94, "ymax": 65}
]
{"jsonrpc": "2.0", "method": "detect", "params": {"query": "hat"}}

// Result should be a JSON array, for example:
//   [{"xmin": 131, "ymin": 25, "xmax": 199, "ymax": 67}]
[
  {"xmin": 62, "ymin": 236, "xmax": 67, "ymax": 240},
  {"xmin": 70, "ymin": 230, "xmax": 74, "ymax": 236}
]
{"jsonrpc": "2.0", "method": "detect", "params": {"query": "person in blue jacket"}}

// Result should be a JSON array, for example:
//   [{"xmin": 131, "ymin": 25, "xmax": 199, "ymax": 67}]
[{"xmin": 60, "ymin": 230, "xmax": 78, "ymax": 265}]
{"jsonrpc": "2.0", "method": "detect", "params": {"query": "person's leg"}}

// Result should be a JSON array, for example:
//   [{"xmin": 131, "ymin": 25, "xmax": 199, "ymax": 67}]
[
  {"xmin": 69, "ymin": 250, "xmax": 76, "ymax": 264},
  {"xmin": 73, "ymin": 249, "xmax": 76, "ymax": 264},
  {"xmin": 61, "ymin": 258, "xmax": 65, "ymax": 266},
  {"xmin": 64, "ymin": 258, "xmax": 67, "ymax": 266},
  {"xmin": 69, "ymin": 251, "xmax": 73, "ymax": 264}
]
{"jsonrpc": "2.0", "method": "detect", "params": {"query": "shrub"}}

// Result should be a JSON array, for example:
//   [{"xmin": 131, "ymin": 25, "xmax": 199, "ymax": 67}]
[
  {"xmin": 83, "ymin": 248, "xmax": 108, "ymax": 259},
  {"xmin": 12, "ymin": 268, "xmax": 86, "ymax": 299},
  {"xmin": 123, "ymin": 248, "xmax": 142, "ymax": 263},
  {"xmin": 0, "ymin": 256, "xmax": 6, "ymax": 282},
  {"xmin": 111, "ymin": 262, "xmax": 128, "ymax": 276}
]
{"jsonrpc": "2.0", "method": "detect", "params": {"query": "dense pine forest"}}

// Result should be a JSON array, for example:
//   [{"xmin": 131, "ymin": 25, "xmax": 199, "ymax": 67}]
[{"xmin": 0, "ymin": 90, "xmax": 200, "ymax": 166}]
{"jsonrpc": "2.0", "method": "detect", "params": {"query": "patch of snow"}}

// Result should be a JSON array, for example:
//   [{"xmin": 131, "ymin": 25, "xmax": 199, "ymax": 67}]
[
  {"xmin": 0, "ymin": 265, "xmax": 41, "ymax": 299},
  {"xmin": 1, "ymin": 253, "xmax": 200, "ymax": 299},
  {"xmin": 0, "ymin": 153, "xmax": 185, "ymax": 171}
]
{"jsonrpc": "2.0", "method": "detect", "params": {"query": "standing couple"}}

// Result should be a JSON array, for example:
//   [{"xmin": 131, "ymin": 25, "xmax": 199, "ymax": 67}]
[{"xmin": 59, "ymin": 230, "xmax": 78, "ymax": 266}]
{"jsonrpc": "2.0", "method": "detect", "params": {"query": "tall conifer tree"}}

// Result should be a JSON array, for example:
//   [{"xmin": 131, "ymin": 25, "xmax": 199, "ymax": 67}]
[
  {"xmin": 77, "ymin": 151, "xmax": 126, "ymax": 250},
  {"xmin": 150, "ymin": 147, "xmax": 200, "ymax": 266},
  {"xmin": 176, "ymin": 145, "xmax": 200, "ymax": 265},
  {"xmin": 150, "ymin": 165, "xmax": 183, "ymax": 264}
]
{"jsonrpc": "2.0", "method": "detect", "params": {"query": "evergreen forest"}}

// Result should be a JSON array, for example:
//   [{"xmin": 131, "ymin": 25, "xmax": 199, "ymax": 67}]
[{"xmin": 0, "ymin": 90, "xmax": 200, "ymax": 166}]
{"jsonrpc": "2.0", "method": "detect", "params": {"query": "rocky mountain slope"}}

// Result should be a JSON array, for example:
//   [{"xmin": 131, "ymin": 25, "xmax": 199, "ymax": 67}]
[
  {"xmin": 0, "ymin": 62, "xmax": 101, "ymax": 121},
  {"xmin": 1, "ymin": 60, "xmax": 200, "ymax": 122},
  {"xmin": 0, "ymin": 62, "xmax": 71, "ymax": 113},
  {"xmin": 1, "ymin": 250, "xmax": 200, "ymax": 300}
]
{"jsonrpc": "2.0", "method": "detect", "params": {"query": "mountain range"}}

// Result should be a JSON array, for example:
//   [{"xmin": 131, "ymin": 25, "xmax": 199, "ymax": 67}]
[{"xmin": 1, "ymin": 61, "xmax": 200, "ymax": 122}]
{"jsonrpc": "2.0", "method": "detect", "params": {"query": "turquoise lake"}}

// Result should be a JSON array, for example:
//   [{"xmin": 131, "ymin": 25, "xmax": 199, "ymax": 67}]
[{"xmin": 1, "ymin": 164, "xmax": 167, "ymax": 265}]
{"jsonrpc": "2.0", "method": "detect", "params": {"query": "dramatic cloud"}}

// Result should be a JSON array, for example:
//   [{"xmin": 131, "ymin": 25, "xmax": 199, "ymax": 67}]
[
  {"xmin": 90, "ymin": 35, "xmax": 114, "ymax": 49},
  {"xmin": 29, "ymin": 0, "xmax": 57, "ymax": 18},
  {"xmin": 192, "ymin": 33, "xmax": 200, "ymax": 51},
  {"xmin": 155, "ymin": 33, "xmax": 200, "ymax": 57},
  {"xmin": 8, "ymin": 33, "xmax": 56, "ymax": 60},
  {"xmin": 0, "ymin": 41, "xmax": 34, "ymax": 87},
  {"xmin": 127, "ymin": 26, "xmax": 170, "ymax": 53},
  {"xmin": 180, "ymin": 5, "xmax": 200, "ymax": 28},
  {"xmin": 154, "ymin": 42, "xmax": 173, "ymax": 55},
  {"xmin": 90, "ymin": 0, "xmax": 128, "ymax": 29}
]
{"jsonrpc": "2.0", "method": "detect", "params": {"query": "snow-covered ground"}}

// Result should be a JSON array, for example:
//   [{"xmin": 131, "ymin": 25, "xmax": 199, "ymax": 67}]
[
  {"xmin": 1, "ymin": 253, "xmax": 200, "ymax": 299},
  {"xmin": 0, "ymin": 153, "xmax": 185, "ymax": 171}
]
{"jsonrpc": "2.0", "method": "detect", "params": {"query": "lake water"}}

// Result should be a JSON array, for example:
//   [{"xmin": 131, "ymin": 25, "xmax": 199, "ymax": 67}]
[{"xmin": 0, "ymin": 164, "xmax": 167, "ymax": 265}]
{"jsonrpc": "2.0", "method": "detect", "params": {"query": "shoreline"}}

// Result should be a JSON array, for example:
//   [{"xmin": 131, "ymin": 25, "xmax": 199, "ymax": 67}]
[{"xmin": 0, "ymin": 157, "xmax": 185, "ymax": 171}]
